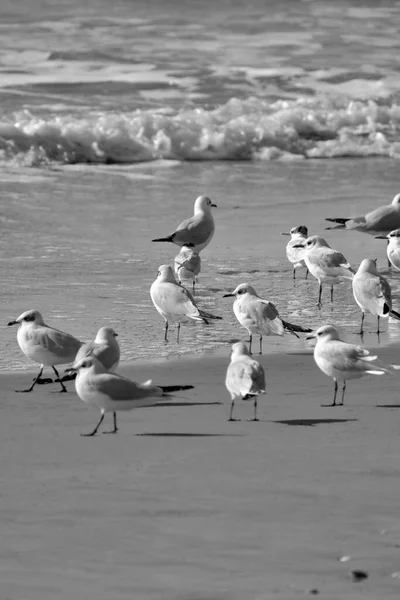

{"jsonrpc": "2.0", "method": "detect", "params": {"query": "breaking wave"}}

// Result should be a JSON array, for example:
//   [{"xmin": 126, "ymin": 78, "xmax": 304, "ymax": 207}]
[{"xmin": 1, "ymin": 94, "xmax": 400, "ymax": 165}]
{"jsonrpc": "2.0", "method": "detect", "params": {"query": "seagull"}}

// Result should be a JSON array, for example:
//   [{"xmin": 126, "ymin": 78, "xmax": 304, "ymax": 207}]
[
  {"xmin": 152, "ymin": 195, "xmax": 217, "ymax": 252},
  {"xmin": 150, "ymin": 265, "xmax": 222, "ymax": 342},
  {"xmin": 74, "ymin": 326, "xmax": 120, "ymax": 371},
  {"xmin": 307, "ymin": 325, "xmax": 394, "ymax": 406},
  {"xmin": 225, "ymin": 341, "xmax": 266, "ymax": 421},
  {"xmin": 325, "ymin": 193, "xmax": 400, "ymax": 236},
  {"xmin": 7, "ymin": 309, "xmax": 82, "ymax": 392},
  {"xmin": 293, "ymin": 235, "xmax": 354, "ymax": 308},
  {"xmin": 352, "ymin": 258, "xmax": 400, "ymax": 334},
  {"xmin": 281, "ymin": 225, "xmax": 309, "ymax": 280},
  {"xmin": 375, "ymin": 229, "xmax": 400, "ymax": 271},
  {"xmin": 66, "ymin": 356, "xmax": 194, "ymax": 436},
  {"xmin": 173, "ymin": 243, "xmax": 201, "ymax": 291},
  {"xmin": 223, "ymin": 283, "xmax": 312, "ymax": 354}
]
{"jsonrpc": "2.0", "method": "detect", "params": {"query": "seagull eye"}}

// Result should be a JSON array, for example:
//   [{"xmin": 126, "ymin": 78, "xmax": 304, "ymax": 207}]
[{"xmin": 24, "ymin": 315, "xmax": 34, "ymax": 322}]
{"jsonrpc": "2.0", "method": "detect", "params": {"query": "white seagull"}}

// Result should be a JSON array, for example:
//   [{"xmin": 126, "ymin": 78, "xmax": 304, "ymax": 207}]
[
  {"xmin": 375, "ymin": 228, "xmax": 400, "ymax": 271},
  {"xmin": 8, "ymin": 309, "xmax": 82, "ymax": 392},
  {"xmin": 74, "ymin": 326, "xmax": 120, "ymax": 371},
  {"xmin": 150, "ymin": 265, "xmax": 222, "ymax": 342},
  {"xmin": 223, "ymin": 283, "xmax": 312, "ymax": 354},
  {"xmin": 225, "ymin": 341, "xmax": 266, "ymax": 421},
  {"xmin": 281, "ymin": 225, "xmax": 309, "ymax": 279},
  {"xmin": 325, "ymin": 193, "xmax": 400, "ymax": 236},
  {"xmin": 352, "ymin": 258, "xmax": 400, "ymax": 334},
  {"xmin": 152, "ymin": 195, "xmax": 217, "ymax": 252},
  {"xmin": 293, "ymin": 235, "xmax": 354, "ymax": 308},
  {"xmin": 307, "ymin": 325, "xmax": 393, "ymax": 406},
  {"xmin": 66, "ymin": 356, "xmax": 194, "ymax": 436},
  {"xmin": 174, "ymin": 243, "xmax": 201, "ymax": 291}
]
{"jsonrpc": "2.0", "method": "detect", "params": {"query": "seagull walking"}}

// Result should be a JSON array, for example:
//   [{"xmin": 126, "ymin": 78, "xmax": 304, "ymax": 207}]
[
  {"xmin": 225, "ymin": 342, "xmax": 266, "ymax": 421},
  {"xmin": 293, "ymin": 236, "xmax": 354, "ymax": 308},
  {"xmin": 150, "ymin": 265, "xmax": 222, "ymax": 342},
  {"xmin": 66, "ymin": 356, "xmax": 194, "ymax": 436},
  {"xmin": 8, "ymin": 309, "xmax": 82, "ymax": 392},
  {"xmin": 281, "ymin": 225, "xmax": 309, "ymax": 279},
  {"xmin": 223, "ymin": 283, "xmax": 312, "ymax": 354},
  {"xmin": 307, "ymin": 325, "xmax": 394, "ymax": 406},
  {"xmin": 152, "ymin": 195, "xmax": 217, "ymax": 252},
  {"xmin": 352, "ymin": 258, "xmax": 400, "ymax": 334}
]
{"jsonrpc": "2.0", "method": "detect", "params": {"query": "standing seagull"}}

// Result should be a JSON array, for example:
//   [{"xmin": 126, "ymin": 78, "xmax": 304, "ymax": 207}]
[
  {"xmin": 7, "ymin": 309, "xmax": 82, "ymax": 392},
  {"xmin": 174, "ymin": 243, "xmax": 201, "ymax": 291},
  {"xmin": 375, "ymin": 229, "xmax": 400, "ymax": 271},
  {"xmin": 66, "ymin": 356, "xmax": 194, "ymax": 436},
  {"xmin": 150, "ymin": 265, "xmax": 222, "ymax": 342},
  {"xmin": 74, "ymin": 326, "xmax": 120, "ymax": 371},
  {"xmin": 223, "ymin": 283, "xmax": 312, "ymax": 354},
  {"xmin": 352, "ymin": 258, "xmax": 400, "ymax": 335},
  {"xmin": 293, "ymin": 236, "xmax": 354, "ymax": 308},
  {"xmin": 152, "ymin": 195, "xmax": 217, "ymax": 252},
  {"xmin": 225, "ymin": 341, "xmax": 266, "ymax": 421},
  {"xmin": 281, "ymin": 225, "xmax": 309, "ymax": 279},
  {"xmin": 325, "ymin": 193, "xmax": 400, "ymax": 236},
  {"xmin": 307, "ymin": 325, "xmax": 393, "ymax": 406}
]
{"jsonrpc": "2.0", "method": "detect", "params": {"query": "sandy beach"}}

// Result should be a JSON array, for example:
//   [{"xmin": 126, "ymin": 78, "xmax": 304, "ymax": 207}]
[{"xmin": 1, "ymin": 343, "xmax": 400, "ymax": 599}]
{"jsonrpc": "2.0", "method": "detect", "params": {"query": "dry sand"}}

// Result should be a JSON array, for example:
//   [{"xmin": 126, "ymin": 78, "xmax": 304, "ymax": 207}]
[{"xmin": 1, "ymin": 344, "xmax": 400, "ymax": 599}]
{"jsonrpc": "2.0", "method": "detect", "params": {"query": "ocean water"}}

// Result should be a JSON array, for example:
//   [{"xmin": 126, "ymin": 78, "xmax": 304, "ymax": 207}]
[{"xmin": 1, "ymin": 0, "xmax": 400, "ymax": 371}]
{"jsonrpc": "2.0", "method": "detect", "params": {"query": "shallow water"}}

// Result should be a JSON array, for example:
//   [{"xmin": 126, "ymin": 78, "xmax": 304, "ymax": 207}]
[{"xmin": 2, "ymin": 158, "xmax": 400, "ymax": 371}]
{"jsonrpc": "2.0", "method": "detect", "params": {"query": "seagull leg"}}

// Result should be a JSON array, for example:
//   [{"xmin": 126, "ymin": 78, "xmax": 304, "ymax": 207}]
[
  {"xmin": 228, "ymin": 400, "xmax": 235, "ymax": 421},
  {"xmin": 377, "ymin": 315, "xmax": 380, "ymax": 335},
  {"xmin": 248, "ymin": 334, "xmax": 253, "ymax": 355},
  {"xmin": 359, "ymin": 312, "xmax": 365, "ymax": 336},
  {"xmin": 176, "ymin": 323, "xmax": 181, "ymax": 343},
  {"xmin": 322, "ymin": 378, "xmax": 337, "ymax": 407},
  {"xmin": 259, "ymin": 335, "xmax": 263, "ymax": 355},
  {"xmin": 17, "ymin": 366, "xmax": 45, "ymax": 392},
  {"xmin": 164, "ymin": 321, "xmax": 169, "ymax": 343},
  {"xmin": 330, "ymin": 285, "xmax": 334, "ymax": 303},
  {"xmin": 317, "ymin": 283, "xmax": 323, "ymax": 309},
  {"xmin": 305, "ymin": 268, "xmax": 309, "ymax": 280},
  {"xmin": 339, "ymin": 381, "xmax": 346, "ymax": 405},
  {"xmin": 250, "ymin": 397, "xmax": 259, "ymax": 421},
  {"xmin": 52, "ymin": 366, "xmax": 67, "ymax": 392},
  {"xmin": 293, "ymin": 267, "xmax": 296, "ymax": 280},
  {"xmin": 81, "ymin": 411, "xmax": 105, "ymax": 436},
  {"xmin": 103, "ymin": 412, "xmax": 118, "ymax": 434}
]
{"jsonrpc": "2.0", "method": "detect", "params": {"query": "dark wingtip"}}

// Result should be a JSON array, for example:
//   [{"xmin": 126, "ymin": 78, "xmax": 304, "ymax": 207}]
[
  {"xmin": 160, "ymin": 384, "xmax": 195, "ymax": 392},
  {"xmin": 152, "ymin": 235, "xmax": 174, "ymax": 243}
]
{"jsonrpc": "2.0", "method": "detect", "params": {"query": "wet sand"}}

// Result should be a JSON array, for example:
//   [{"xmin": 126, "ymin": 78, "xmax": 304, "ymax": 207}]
[{"xmin": 1, "ymin": 344, "xmax": 400, "ymax": 599}]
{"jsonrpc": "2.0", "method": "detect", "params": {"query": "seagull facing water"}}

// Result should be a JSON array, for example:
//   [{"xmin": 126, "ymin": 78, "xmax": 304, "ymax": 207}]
[
  {"xmin": 174, "ymin": 243, "xmax": 201, "ymax": 291},
  {"xmin": 66, "ymin": 356, "xmax": 194, "ymax": 436},
  {"xmin": 281, "ymin": 225, "xmax": 309, "ymax": 279},
  {"xmin": 225, "ymin": 341, "xmax": 266, "ymax": 421},
  {"xmin": 74, "ymin": 326, "xmax": 120, "ymax": 371},
  {"xmin": 150, "ymin": 265, "xmax": 222, "ymax": 342},
  {"xmin": 307, "ymin": 325, "xmax": 393, "ymax": 406},
  {"xmin": 223, "ymin": 283, "xmax": 312, "ymax": 354},
  {"xmin": 293, "ymin": 235, "xmax": 354, "ymax": 308},
  {"xmin": 152, "ymin": 195, "xmax": 217, "ymax": 252},
  {"xmin": 352, "ymin": 258, "xmax": 400, "ymax": 334},
  {"xmin": 8, "ymin": 309, "xmax": 82, "ymax": 392}
]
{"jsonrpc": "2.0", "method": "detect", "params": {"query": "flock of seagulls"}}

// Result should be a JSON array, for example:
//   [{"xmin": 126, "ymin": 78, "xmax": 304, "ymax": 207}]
[{"xmin": 7, "ymin": 193, "xmax": 400, "ymax": 432}]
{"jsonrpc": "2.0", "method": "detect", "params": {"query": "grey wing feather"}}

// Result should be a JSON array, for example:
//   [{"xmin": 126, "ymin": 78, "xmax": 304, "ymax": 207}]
[
  {"xmin": 94, "ymin": 373, "xmax": 162, "ymax": 401},
  {"xmin": 32, "ymin": 327, "xmax": 82, "ymax": 357}
]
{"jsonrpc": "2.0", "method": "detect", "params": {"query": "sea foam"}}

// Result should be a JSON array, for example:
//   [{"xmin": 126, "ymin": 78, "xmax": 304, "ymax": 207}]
[{"xmin": 1, "ymin": 95, "xmax": 400, "ymax": 165}]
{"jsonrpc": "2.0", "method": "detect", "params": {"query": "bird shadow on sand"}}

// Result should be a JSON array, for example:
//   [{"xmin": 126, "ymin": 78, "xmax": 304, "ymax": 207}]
[
  {"xmin": 154, "ymin": 401, "xmax": 222, "ymax": 408},
  {"xmin": 273, "ymin": 418, "xmax": 358, "ymax": 427},
  {"xmin": 136, "ymin": 432, "xmax": 245, "ymax": 437}
]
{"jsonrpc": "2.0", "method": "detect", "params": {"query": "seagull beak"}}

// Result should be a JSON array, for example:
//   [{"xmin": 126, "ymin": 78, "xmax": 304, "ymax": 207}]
[
  {"xmin": 306, "ymin": 333, "xmax": 316, "ymax": 340},
  {"xmin": 7, "ymin": 320, "xmax": 18, "ymax": 326},
  {"xmin": 64, "ymin": 366, "xmax": 77, "ymax": 374},
  {"xmin": 281, "ymin": 232, "xmax": 290, "ymax": 236},
  {"xmin": 114, "ymin": 332, "xmax": 119, "ymax": 337},
  {"xmin": 374, "ymin": 235, "xmax": 388, "ymax": 239},
  {"xmin": 292, "ymin": 244, "xmax": 305, "ymax": 248},
  {"xmin": 223, "ymin": 293, "xmax": 235, "ymax": 298},
  {"xmin": 211, "ymin": 203, "xmax": 217, "ymax": 208}
]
